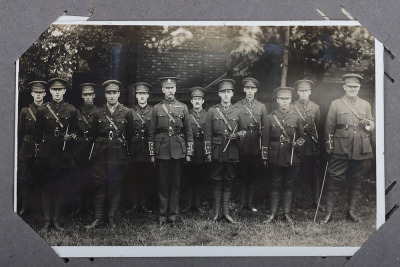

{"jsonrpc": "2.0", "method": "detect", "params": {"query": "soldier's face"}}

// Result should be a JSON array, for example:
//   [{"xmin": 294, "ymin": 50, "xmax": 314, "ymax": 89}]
[
  {"xmin": 105, "ymin": 90, "xmax": 120, "ymax": 105},
  {"xmin": 82, "ymin": 93, "xmax": 95, "ymax": 105},
  {"xmin": 297, "ymin": 89, "xmax": 311, "ymax": 100},
  {"xmin": 343, "ymin": 84, "xmax": 360, "ymax": 98},
  {"xmin": 162, "ymin": 85, "xmax": 176, "ymax": 100},
  {"xmin": 50, "ymin": 88, "xmax": 66, "ymax": 102},
  {"xmin": 244, "ymin": 86, "xmax": 257, "ymax": 100},
  {"xmin": 219, "ymin": 90, "xmax": 233, "ymax": 104},
  {"xmin": 31, "ymin": 91, "xmax": 46, "ymax": 103},
  {"xmin": 277, "ymin": 96, "xmax": 292, "ymax": 110},
  {"xmin": 136, "ymin": 92, "xmax": 149, "ymax": 105},
  {"xmin": 191, "ymin": 97, "xmax": 204, "ymax": 109}
]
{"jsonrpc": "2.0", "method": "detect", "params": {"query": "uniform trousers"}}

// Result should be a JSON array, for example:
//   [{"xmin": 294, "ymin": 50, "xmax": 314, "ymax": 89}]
[
  {"xmin": 18, "ymin": 158, "xmax": 40, "ymax": 213},
  {"xmin": 158, "ymin": 159, "xmax": 183, "ymax": 222},
  {"xmin": 238, "ymin": 155, "xmax": 261, "ymax": 203}
]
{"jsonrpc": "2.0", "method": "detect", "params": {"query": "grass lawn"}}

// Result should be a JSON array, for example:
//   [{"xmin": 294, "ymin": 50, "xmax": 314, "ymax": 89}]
[{"xmin": 22, "ymin": 185, "xmax": 376, "ymax": 247}]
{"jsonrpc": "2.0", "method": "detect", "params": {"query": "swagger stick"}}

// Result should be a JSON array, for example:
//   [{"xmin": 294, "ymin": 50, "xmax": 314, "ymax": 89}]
[
  {"xmin": 88, "ymin": 142, "xmax": 95, "ymax": 160},
  {"xmin": 314, "ymin": 123, "xmax": 318, "ymax": 139},
  {"xmin": 314, "ymin": 161, "xmax": 329, "ymax": 223},
  {"xmin": 62, "ymin": 124, "xmax": 69, "ymax": 151},
  {"xmin": 223, "ymin": 124, "xmax": 238, "ymax": 153},
  {"xmin": 290, "ymin": 131, "xmax": 296, "ymax": 165}
]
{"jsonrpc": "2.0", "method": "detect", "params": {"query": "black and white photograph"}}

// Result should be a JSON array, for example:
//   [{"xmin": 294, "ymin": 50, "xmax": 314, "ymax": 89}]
[{"xmin": 14, "ymin": 20, "xmax": 384, "ymax": 256}]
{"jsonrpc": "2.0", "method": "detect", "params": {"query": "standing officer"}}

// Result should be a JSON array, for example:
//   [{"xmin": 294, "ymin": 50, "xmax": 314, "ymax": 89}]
[
  {"xmin": 72, "ymin": 83, "xmax": 99, "ymax": 214},
  {"xmin": 18, "ymin": 80, "xmax": 47, "ymax": 215},
  {"xmin": 125, "ymin": 82, "xmax": 154, "ymax": 214},
  {"xmin": 148, "ymin": 77, "xmax": 194, "ymax": 225},
  {"xmin": 204, "ymin": 79, "xmax": 247, "ymax": 224},
  {"xmin": 292, "ymin": 79, "xmax": 321, "ymax": 208},
  {"xmin": 35, "ymin": 78, "xmax": 78, "ymax": 231},
  {"xmin": 86, "ymin": 80, "xmax": 129, "ymax": 229},
  {"xmin": 261, "ymin": 87, "xmax": 305, "ymax": 224},
  {"xmin": 323, "ymin": 74, "xmax": 374, "ymax": 224},
  {"xmin": 234, "ymin": 77, "xmax": 267, "ymax": 212},
  {"xmin": 182, "ymin": 87, "xmax": 207, "ymax": 213}
]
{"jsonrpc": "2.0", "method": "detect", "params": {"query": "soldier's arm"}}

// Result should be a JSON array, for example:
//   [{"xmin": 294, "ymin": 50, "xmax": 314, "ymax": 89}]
[
  {"xmin": 315, "ymin": 105, "xmax": 321, "ymax": 129},
  {"xmin": 91, "ymin": 111, "xmax": 99, "ymax": 140},
  {"xmin": 34, "ymin": 107, "xmax": 45, "ymax": 145},
  {"xmin": 183, "ymin": 105, "xmax": 194, "ymax": 156},
  {"xmin": 236, "ymin": 109, "xmax": 247, "ymax": 140},
  {"xmin": 261, "ymin": 104, "xmax": 268, "ymax": 127},
  {"xmin": 18, "ymin": 108, "xmax": 26, "ymax": 145},
  {"xmin": 261, "ymin": 115, "xmax": 271, "ymax": 160},
  {"xmin": 148, "ymin": 106, "xmax": 157, "ymax": 157},
  {"xmin": 365, "ymin": 102, "xmax": 375, "ymax": 131},
  {"xmin": 125, "ymin": 111, "xmax": 133, "ymax": 145},
  {"xmin": 203, "ymin": 109, "xmax": 213, "ymax": 157},
  {"xmin": 325, "ymin": 102, "xmax": 337, "ymax": 153},
  {"xmin": 68, "ymin": 108, "xmax": 79, "ymax": 139}
]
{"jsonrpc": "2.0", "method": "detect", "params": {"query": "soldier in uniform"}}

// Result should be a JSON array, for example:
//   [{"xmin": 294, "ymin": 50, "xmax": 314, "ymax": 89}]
[
  {"xmin": 35, "ymin": 78, "xmax": 78, "ymax": 231},
  {"xmin": 86, "ymin": 80, "xmax": 129, "ymax": 229},
  {"xmin": 292, "ymin": 80, "xmax": 321, "ymax": 208},
  {"xmin": 234, "ymin": 77, "xmax": 267, "ymax": 212},
  {"xmin": 125, "ymin": 82, "xmax": 154, "ymax": 214},
  {"xmin": 72, "ymin": 83, "xmax": 99, "ymax": 214},
  {"xmin": 261, "ymin": 87, "xmax": 305, "ymax": 224},
  {"xmin": 18, "ymin": 80, "xmax": 47, "ymax": 215},
  {"xmin": 323, "ymin": 74, "xmax": 374, "ymax": 224},
  {"xmin": 182, "ymin": 87, "xmax": 207, "ymax": 213},
  {"xmin": 204, "ymin": 79, "xmax": 247, "ymax": 224},
  {"xmin": 148, "ymin": 77, "xmax": 194, "ymax": 225}
]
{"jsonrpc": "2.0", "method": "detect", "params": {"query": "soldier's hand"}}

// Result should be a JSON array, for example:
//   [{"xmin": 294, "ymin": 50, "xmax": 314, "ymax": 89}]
[
  {"xmin": 262, "ymin": 160, "xmax": 268, "ymax": 169},
  {"xmin": 227, "ymin": 133, "xmax": 238, "ymax": 140},
  {"xmin": 34, "ymin": 143, "xmax": 40, "ymax": 157},
  {"xmin": 205, "ymin": 154, "xmax": 212, "ymax": 163},
  {"xmin": 150, "ymin": 156, "xmax": 156, "ymax": 165},
  {"xmin": 186, "ymin": 155, "xmax": 192, "ymax": 162},
  {"xmin": 63, "ymin": 133, "xmax": 72, "ymax": 141}
]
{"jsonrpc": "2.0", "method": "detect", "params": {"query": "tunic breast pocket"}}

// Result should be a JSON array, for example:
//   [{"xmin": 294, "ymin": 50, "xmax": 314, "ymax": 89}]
[
  {"xmin": 173, "ymin": 112, "xmax": 184, "ymax": 128},
  {"xmin": 337, "ymin": 112, "xmax": 350, "ymax": 124},
  {"xmin": 157, "ymin": 114, "xmax": 169, "ymax": 127},
  {"xmin": 227, "ymin": 118, "xmax": 238, "ymax": 130},
  {"xmin": 212, "ymin": 117, "xmax": 223, "ymax": 130},
  {"xmin": 25, "ymin": 117, "xmax": 35, "ymax": 129},
  {"xmin": 115, "ymin": 118, "xmax": 127, "ymax": 130},
  {"xmin": 306, "ymin": 114, "xmax": 316, "ymax": 124}
]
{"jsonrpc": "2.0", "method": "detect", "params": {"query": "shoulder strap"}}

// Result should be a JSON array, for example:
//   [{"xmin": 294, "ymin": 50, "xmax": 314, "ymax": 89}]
[
  {"xmin": 190, "ymin": 113, "xmax": 202, "ymax": 129},
  {"xmin": 161, "ymin": 104, "xmax": 176, "ymax": 124},
  {"xmin": 293, "ymin": 104, "xmax": 306, "ymax": 123},
  {"xmin": 28, "ymin": 107, "xmax": 36, "ymax": 122},
  {"xmin": 341, "ymin": 98, "xmax": 363, "ymax": 120},
  {"xmin": 243, "ymin": 105, "xmax": 258, "ymax": 124},
  {"xmin": 104, "ymin": 113, "xmax": 119, "ymax": 131},
  {"xmin": 273, "ymin": 114, "xmax": 289, "ymax": 138},
  {"xmin": 134, "ymin": 108, "xmax": 146, "ymax": 124},
  {"xmin": 79, "ymin": 110, "xmax": 90, "ymax": 126},
  {"xmin": 46, "ymin": 105, "xmax": 64, "ymax": 128},
  {"xmin": 216, "ymin": 107, "xmax": 233, "ymax": 132}
]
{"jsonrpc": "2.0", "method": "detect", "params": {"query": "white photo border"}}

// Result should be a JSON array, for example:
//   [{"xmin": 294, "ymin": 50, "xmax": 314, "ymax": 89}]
[{"xmin": 14, "ymin": 19, "xmax": 385, "ymax": 257}]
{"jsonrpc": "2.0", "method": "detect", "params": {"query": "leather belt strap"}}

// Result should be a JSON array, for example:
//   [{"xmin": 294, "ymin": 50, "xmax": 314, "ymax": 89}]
[
  {"xmin": 243, "ymin": 105, "xmax": 258, "ymax": 124},
  {"xmin": 46, "ymin": 105, "xmax": 64, "ymax": 128},
  {"xmin": 161, "ymin": 104, "xmax": 176, "ymax": 124},
  {"xmin": 341, "ymin": 98, "xmax": 363, "ymax": 120},
  {"xmin": 272, "ymin": 115, "xmax": 289, "ymax": 138},
  {"xmin": 28, "ymin": 107, "xmax": 36, "ymax": 121},
  {"xmin": 216, "ymin": 107, "xmax": 233, "ymax": 132},
  {"xmin": 293, "ymin": 104, "xmax": 306, "ymax": 123}
]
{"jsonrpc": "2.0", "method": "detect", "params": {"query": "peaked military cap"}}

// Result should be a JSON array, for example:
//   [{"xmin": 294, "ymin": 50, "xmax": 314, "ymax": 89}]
[
  {"xmin": 134, "ymin": 82, "xmax": 152, "ymax": 93},
  {"xmin": 342, "ymin": 73, "xmax": 363, "ymax": 86},
  {"xmin": 79, "ymin": 83, "xmax": 96, "ymax": 94},
  {"xmin": 189, "ymin": 87, "xmax": 206, "ymax": 98},
  {"xmin": 242, "ymin": 77, "xmax": 260, "ymax": 88},
  {"xmin": 102, "ymin": 80, "xmax": 121, "ymax": 91},
  {"xmin": 28, "ymin": 80, "xmax": 47, "ymax": 92},
  {"xmin": 48, "ymin": 78, "xmax": 68, "ymax": 89},
  {"xmin": 274, "ymin": 87, "xmax": 294, "ymax": 98},
  {"xmin": 217, "ymin": 79, "xmax": 235, "ymax": 92},
  {"xmin": 158, "ymin": 77, "xmax": 180, "ymax": 87},
  {"xmin": 295, "ymin": 79, "xmax": 314, "ymax": 91}
]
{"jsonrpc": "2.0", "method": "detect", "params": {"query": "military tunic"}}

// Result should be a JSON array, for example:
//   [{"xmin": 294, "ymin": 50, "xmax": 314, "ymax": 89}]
[
  {"xmin": 234, "ymin": 98, "xmax": 267, "ymax": 208},
  {"xmin": 90, "ymin": 103, "xmax": 129, "ymax": 222},
  {"xmin": 292, "ymin": 99, "xmax": 321, "ymax": 205},
  {"xmin": 124, "ymin": 104, "xmax": 155, "ymax": 212},
  {"xmin": 189, "ymin": 108, "xmax": 207, "ymax": 163},
  {"xmin": 18, "ymin": 103, "xmax": 41, "ymax": 213},
  {"xmin": 148, "ymin": 98, "xmax": 194, "ymax": 222},
  {"xmin": 75, "ymin": 103, "xmax": 99, "ymax": 162}
]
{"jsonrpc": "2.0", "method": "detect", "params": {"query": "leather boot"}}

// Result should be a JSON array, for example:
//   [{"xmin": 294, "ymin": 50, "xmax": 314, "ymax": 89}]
[
  {"xmin": 138, "ymin": 189, "xmax": 152, "ymax": 214},
  {"xmin": 283, "ymin": 190, "xmax": 294, "ymax": 224},
  {"xmin": 212, "ymin": 180, "xmax": 222, "ymax": 222},
  {"xmin": 222, "ymin": 189, "xmax": 239, "ymax": 223},
  {"xmin": 108, "ymin": 191, "xmax": 120, "ymax": 229},
  {"xmin": 194, "ymin": 183, "xmax": 204, "ymax": 213},
  {"xmin": 239, "ymin": 184, "xmax": 247, "ymax": 211},
  {"xmin": 53, "ymin": 197, "xmax": 64, "ymax": 231},
  {"xmin": 323, "ymin": 186, "xmax": 337, "ymax": 224},
  {"xmin": 347, "ymin": 182, "xmax": 362, "ymax": 222},
  {"xmin": 86, "ymin": 193, "xmax": 105, "ymax": 229},
  {"xmin": 182, "ymin": 184, "xmax": 194, "ymax": 213},
  {"xmin": 263, "ymin": 191, "xmax": 280, "ymax": 223},
  {"xmin": 41, "ymin": 194, "xmax": 52, "ymax": 231},
  {"xmin": 247, "ymin": 187, "xmax": 258, "ymax": 212}
]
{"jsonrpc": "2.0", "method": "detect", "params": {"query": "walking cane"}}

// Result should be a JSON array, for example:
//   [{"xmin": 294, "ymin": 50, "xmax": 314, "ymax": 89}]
[
  {"xmin": 223, "ymin": 124, "xmax": 238, "ymax": 153},
  {"xmin": 313, "ymin": 161, "xmax": 329, "ymax": 223},
  {"xmin": 88, "ymin": 142, "xmax": 95, "ymax": 160}
]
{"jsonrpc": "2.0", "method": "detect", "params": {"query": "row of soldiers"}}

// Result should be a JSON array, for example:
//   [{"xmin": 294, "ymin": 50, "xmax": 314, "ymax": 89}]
[{"xmin": 18, "ymin": 73, "xmax": 374, "ymax": 230}]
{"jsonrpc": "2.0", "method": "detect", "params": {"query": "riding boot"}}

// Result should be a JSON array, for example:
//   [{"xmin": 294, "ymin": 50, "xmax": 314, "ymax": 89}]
[
  {"xmin": 182, "ymin": 186, "xmax": 194, "ymax": 213},
  {"xmin": 263, "ymin": 191, "xmax": 279, "ymax": 223},
  {"xmin": 283, "ymin": 190, "xmax": 294, "ymax": 224},
  {"xmin": 108, "ymin": 191, "xmax": 120, "ymax": 229},
  {"xmin": 323, "ymin": 181, "xmax": 337, "ymax": 224},
  {"xmin": 53, "ymin": 196, "xmax": 64, "ymax": 231},
  {"xmin": 222, "ymin": 188, "xmax": 238, "ymax": 223},
  {"xmin": 41, "ymin": 194, "xmax": 52, "ymax": 231},
  {"xmin": 212, "ymin": 180, "xmax": 222, "ymax": 221},
  {"xmin": 239, "ymin": 184, "xmax": 247, "ymax": 211},
  {"xmin": 247, "ymin": 187, "xmax": 258, "ymax": 212},
  {"xmin": 86, "ymin": 193, "xmax": 105, "ymax": 229},
  {"xmin": 347, "ymin": 182, "xmax": 362, "ymax": 222}
]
